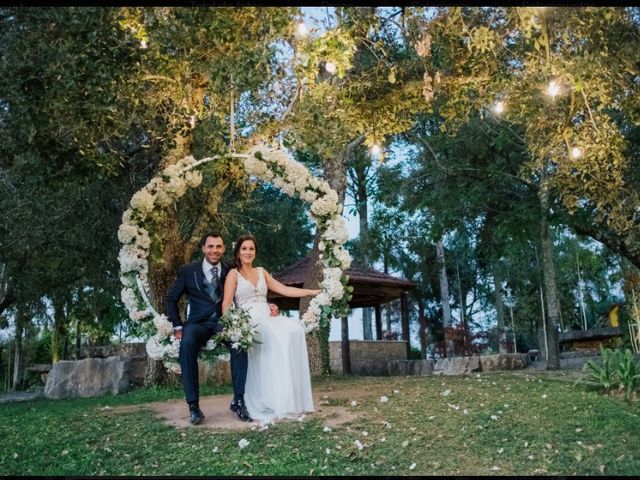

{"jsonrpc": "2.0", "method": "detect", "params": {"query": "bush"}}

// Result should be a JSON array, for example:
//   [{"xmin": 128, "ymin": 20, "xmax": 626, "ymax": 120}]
[{"xmin": 581, "ymin": 345, "xmax": 640, "ymax": 401}]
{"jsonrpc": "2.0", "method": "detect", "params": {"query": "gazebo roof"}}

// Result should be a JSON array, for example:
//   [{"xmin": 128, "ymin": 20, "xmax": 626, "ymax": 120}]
[{"xmin": 267, "ymin": 257, "xmax": 417, "ymax": 310}]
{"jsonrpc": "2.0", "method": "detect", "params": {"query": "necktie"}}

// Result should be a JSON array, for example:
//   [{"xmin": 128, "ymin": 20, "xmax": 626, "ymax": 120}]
[{"xmin": 210, "ymin": 266, "xmax": 219, "ymax": 298}]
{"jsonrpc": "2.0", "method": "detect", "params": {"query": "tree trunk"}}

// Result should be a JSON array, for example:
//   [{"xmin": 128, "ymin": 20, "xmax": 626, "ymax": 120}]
[
  {"xmin": 436, "ymin": 238, "xmax": 454, "ymax": 356},
  {"xmin": 12, "ymin": 306, "xmax": 27, "ymax": 391},
  {"xmin": 51, "ymin": 294, "xmax": 67, "ymax": 363},
  {"xmin": 418, "ymin": 301, "xmax": 427, "ymax": 359},
  {"xmin": 538, "ymin": 174, "xmax": 561, "ymax": 370},
  {"xmin": 355, "ymin": 158, "xmax": 373, "ymax": 340},
  {"xmin": 300, "ymin": 137, "xmax": 362, "ymax": 375},
  {"xmin": 493, "ymin": 262, "xmax": 508, "ymax": 354}
]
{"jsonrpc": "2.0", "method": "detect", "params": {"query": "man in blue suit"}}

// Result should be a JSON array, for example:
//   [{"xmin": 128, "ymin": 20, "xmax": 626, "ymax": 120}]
[{"xmin": 166, "ymin": 232, "xmax": 274, "ymax": 425}]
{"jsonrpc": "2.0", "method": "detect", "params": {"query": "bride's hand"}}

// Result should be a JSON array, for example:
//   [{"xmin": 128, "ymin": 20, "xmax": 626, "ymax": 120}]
[{"xmin": 311, "ymin": 289, "xmax": 321, "ymax": 296}]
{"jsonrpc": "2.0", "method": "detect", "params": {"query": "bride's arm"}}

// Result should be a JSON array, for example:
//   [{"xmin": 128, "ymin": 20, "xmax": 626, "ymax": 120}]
[
  {"xmin": 263, "ymin": 269, "xmax": 321, "ymax": 298},
  {"xmin": 222, "ymin": 269, "xmax": 238, "ymax": 314}
]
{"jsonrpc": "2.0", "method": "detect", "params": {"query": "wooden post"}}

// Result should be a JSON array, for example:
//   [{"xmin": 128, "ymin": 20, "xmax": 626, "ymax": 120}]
[
  {"xmin": 375, "ymin": 304, "xmax": 382, "ymax": 340},
  {"xmin": 401, "ymin": 292, "xmax": 410, "ymax": 358},
  {"xmin": 341, "ymin": 315, "xmax": 351, "ymax": 374}
]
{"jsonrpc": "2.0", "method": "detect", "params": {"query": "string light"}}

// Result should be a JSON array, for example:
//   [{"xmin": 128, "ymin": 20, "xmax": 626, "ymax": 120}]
[
  {"xmin": 296, "ymin": 22, "xmax": 309, "ymax": 37},
  {"xmin": 325, "ymin": 61, "xmax": 337, "ymax": 75},
  {"xmin": 570, "ymin": 146, "xmax": 582, "ymax": 159},
  {"xmin": 492, "ymin": 101, "xmax": 506, "ymax": 115},
  {"xmin": 547, "ymin": 80, "xmax": 560, "ymax": 98}
]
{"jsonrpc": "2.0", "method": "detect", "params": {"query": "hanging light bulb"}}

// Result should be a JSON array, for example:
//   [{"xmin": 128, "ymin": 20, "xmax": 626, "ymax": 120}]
[
  {"xmin": 296, "ymin": 22, "xmax": 309, "ymax": 37},
  {"xmin": 371, "ymin": 144, "xmax": 382, "ymax": 157},
  {"xmin": 570, "ymin": 146, "xmax": 582, "ymax": 159},
  {"xmin": 492, "ymin": 101, "xmax": 506, "ymax": 115},
  {"xmin": 325, "ymin": 61, "xmax": 337, "ymax": 75},
  {"xmin": 547, "ymin": 80, "xmax": 560, "ymax": 98}
]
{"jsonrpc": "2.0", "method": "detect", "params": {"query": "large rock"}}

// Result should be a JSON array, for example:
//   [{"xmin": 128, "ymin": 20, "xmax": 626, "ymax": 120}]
[
  {"xmin": 434, "ymin": 356, "xmax": 481, "ymax": 375},
  {"xmin": 480, "ymin": 353, "xmax": 529, "ymax": 371},
  {"xmin": 44, "ymin": 356, "xmax": 143, "ymax": 399},
  {"xmin": 198, "ymin": 358, "xmax": 232, "ymax": 385},
  {"xmin": 388, "ymin": 359, "xmax": 434, "ymax": 376},
  {"xmin": 81, "ymin": 342, "xmax": 146, "ymax": 359}
]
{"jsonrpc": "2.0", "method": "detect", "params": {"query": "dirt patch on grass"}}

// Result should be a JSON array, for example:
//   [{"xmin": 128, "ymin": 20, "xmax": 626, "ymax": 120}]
[{"xmin": 107, "ymin": 381, "xmax": 395, "ymax": 431}]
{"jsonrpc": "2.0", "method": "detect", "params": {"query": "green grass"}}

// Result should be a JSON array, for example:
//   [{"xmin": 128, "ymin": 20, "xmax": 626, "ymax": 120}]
[{"xmin": 1, "ymin": 373, "xmax": 639, "ymax": 475}]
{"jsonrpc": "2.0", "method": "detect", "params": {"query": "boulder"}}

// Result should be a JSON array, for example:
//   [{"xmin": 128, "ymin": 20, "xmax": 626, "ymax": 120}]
[
  {"xmin": 81, "ymin": 342, "xmax": 146, "ymax": 359},
  {"xmin": 434, "ymin": 356, "xmax": 481, "ymax": 375},
  {"xmin": 44, "ymin": 356, "xmax": 142, "ymax": 399},
  {"xmin": 388, "ymin": 359, "xmax": 435, "ymax": 376},
  {"xmin": 198, "ymin": 358, "xmax": 232, "ymax": 385},
  {"xmin": 480, "ymin": 353, "xmax": 529, "ymax": 371}
]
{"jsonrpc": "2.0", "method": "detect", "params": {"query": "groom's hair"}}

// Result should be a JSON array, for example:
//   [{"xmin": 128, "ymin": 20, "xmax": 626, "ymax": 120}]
[{"xmin": 200, "ymin": 231, "xmax": 224, "ymax": 247}]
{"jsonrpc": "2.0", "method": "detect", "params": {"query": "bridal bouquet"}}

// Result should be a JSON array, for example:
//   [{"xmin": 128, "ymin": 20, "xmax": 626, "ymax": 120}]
[{"xmin": 216, "ymin": 307, "xmax": 261, "ymax": 350}]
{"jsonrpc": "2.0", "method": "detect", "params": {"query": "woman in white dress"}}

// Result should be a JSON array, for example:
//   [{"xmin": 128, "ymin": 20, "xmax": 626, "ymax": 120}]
[{"xmin": 222, "ymin": 233, "xmax": 320, "ymax": 422}]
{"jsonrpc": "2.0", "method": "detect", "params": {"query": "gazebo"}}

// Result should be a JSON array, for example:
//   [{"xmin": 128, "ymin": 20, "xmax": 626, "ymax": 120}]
[{"xmin": 268, "ymin": 257, "xmax": 417, "ymax": 373}]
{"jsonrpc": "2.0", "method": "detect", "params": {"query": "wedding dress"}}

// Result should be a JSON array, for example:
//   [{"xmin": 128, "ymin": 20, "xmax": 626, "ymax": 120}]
[{"xmin": 235, "ymin": 267, "xmax": 314, "ymax": 422}]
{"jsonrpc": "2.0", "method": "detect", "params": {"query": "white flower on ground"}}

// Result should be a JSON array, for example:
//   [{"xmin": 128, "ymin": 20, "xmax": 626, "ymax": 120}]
[
  {"xmin": 325, "ymin": 448, "xmax": 330, "ymax": 455},
  {"xmin": 542, "ymin": 394, "xmax": 547, "ymax": 399},
  {"xmin": 409, "ymin": 463, "xmax": 416, "ymax": 470},
  {"xmin": 491, "ymin": 415, "xmax": 499, "ymax": 421},
  {"xmin": 297, "ymin": 414, "xmax": 306, "ymax": 422},
  {"xmin": 448, "ymin": 403, "xmax": 460, "ymax": 411},
  {"xmin": 212, "ymin": 447, "xmax": 218, "ymax": 453},
  {"xmin": 441, "ymin": 389, "xmax": 451, "ymax": 396},
  {"xmin": 490, "ymin": 466, "xmax": 501, "ymax": 471},
  {"xmin": 379, "ymin": 396, "xmax": 389, "ymax": 403},
  {"xmin": 350, "ymin": 400, "xmax": 357, "ymax": 407},
  {"xmin": 354, "ymin": 440, "xmax": 364, "ymax": 450},
  {"xmin": 323, "ymin": 426, "xmax": 332, "ymax": 433},
  {"xmin": 238, "ymin": 439, "xmax": 250, "ymax": 449}
]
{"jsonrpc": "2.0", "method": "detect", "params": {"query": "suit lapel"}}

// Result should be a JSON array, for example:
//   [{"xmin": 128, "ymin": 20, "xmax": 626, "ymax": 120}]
[{"xmin": 193, "ymin": 262, "xmax": 206, "ymax": 294}]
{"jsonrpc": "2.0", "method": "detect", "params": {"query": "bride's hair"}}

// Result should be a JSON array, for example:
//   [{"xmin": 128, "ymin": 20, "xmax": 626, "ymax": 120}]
[{"xmin": 233, "ymin": 233, "xmax": 258, "ymax": 269}]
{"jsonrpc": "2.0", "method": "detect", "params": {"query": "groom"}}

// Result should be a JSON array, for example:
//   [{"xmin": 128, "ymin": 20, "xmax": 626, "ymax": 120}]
[{"xmin": 165, "ymin": 232, "xmax": 278, "ymax": 425}]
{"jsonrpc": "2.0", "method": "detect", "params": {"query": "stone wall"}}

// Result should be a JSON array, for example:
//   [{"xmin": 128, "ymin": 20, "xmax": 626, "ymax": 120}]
[{"xmin": 329, "ymin": 340, "xmax": 407, "ymax": 376}]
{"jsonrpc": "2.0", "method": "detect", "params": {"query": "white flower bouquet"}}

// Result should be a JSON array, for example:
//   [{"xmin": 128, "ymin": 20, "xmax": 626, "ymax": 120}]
[{"xmin": 216, "ymin": 307, "xmax": 261, "ymax": 350}]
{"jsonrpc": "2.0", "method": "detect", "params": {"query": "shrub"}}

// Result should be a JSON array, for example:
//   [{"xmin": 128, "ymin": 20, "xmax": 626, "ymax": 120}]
[{"xmin": 581, "ymin": 345, "xmax": 640, "ymax": 401}]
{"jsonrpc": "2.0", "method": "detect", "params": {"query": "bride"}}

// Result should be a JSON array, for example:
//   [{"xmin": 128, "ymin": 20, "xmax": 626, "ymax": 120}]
[{"xmin": 222, "ymin": 233, "xmax": 320, "ymax": 422}]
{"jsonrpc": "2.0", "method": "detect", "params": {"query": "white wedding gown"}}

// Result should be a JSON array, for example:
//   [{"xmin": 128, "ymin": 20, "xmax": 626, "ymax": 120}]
[{"xmin": 235, "ymin": 267, "xmax": 314, "ymax": 422}]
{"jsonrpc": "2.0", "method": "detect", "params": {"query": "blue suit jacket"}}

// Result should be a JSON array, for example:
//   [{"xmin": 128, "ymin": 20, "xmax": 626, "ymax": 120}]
[{"xmin": 165, "ymin": 261, "xmax": 230, "ymax": 332}]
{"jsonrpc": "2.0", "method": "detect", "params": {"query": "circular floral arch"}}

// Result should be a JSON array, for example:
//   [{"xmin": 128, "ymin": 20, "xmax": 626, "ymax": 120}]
[{"xmin": 118, "ymin": 144, "xmax": 352, "ymax": 360}]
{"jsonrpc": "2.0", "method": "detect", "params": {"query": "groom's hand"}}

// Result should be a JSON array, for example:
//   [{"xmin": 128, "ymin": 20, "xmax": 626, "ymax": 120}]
[
  {"xmin": 268, "ymin": 303, "xmax": 279, "ymax": 317},
  {"xmin": 173, "ymin": 327, "xmax": 183, "ymax": 340}
]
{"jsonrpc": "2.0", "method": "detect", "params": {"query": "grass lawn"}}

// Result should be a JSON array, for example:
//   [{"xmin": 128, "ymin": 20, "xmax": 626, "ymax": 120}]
[{"xmin": 1, "ymin": 371, "xmax": 639, "ymax": 476}]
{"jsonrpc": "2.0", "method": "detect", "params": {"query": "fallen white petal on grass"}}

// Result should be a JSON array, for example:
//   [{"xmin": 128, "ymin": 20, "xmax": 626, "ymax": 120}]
[
  {"xmin": 238, "ymin": 439, "xmax": 250, "ymax": 449},
  {"xmin": 490, "ymin": 466, "xmax": 501, "ymax": 471},
  {"xmin": 350, "ymin": 400, "xmax": 358, "ymax": 407},
  {"xmin": 380, "ymin": 437, "xmax": 386, "ymax": 443},
  {"xmin": 379, "ymin": 395, "xmax": 389, "ymax": 403},
  {"xmin": 401, "ymin": 440, "xmax": 410, "ymax": 448},
  {"xmin": 491, "ymin": 415, "xmax": 499, "ymax": 421},
  {"xmin": 362, "ymin": 431, "xmax": 368, "ymax": 436},
  {"xmin": 463, "ymin": 409, "xmax": 469, "ymax": 415},
  {"xmin": 448, "ymin": 403, "xmax": 460, "ymax": 411},
  {"xmin": 575, "ymin": 428, "xmax": 583, "ymax": 433},
  {"xmin": 441, "ymin": 389, "xmax": 451, "ymax": 396},
  {"xmin": 354, "ymin": 440, "xmax": 364, "ymax": 450},
  {"xmin": 212, "ymin": 447, "xmax": 219, "ymax": 453},
  {"xmin": 297, "ymin": 414, "xmax": 306, "ymax": 422},
  {"xmin": 409, "ymin": 463, "xmax": 416, "ymax": 470},
  {"xmin": 542, "ymin": 394, "xmax": 547, "ymax": 399},
  {"xmin": 428, "ymin": 416, "xmax": 436, "ymax": 420},
  {"xmin": 498, "ymin": 448, "xmax": 504, "ymax": 454},
  {"xmin": 528, "ymin": 455, "xmax": 534, "ymax": 460},
  {"xmin": 323, "ymin": 426, "xmax": 332, "ymax": 433},
  {"xmin": 393, "ymin": 389, "xmax": 400, "ymax": 394},
  {"xmin": 325, "ymin": 448, "xmax": 330, "ymax": 455},
  {"xmin": 100, "ymin": 406, "xmax": 112, "ymax": 411}
]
